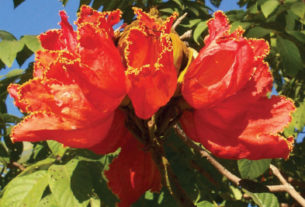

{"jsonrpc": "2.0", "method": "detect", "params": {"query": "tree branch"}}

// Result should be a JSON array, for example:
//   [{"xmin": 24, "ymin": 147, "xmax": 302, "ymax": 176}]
[
  {"xmin": 270, "ymin": 164, "xmax": 305, "ymax": 206},
  {"xmin": 148, "ymin": 119, "xmax": 195, "ymax": 207},
  {"xmin": 173, "ymin": 124, "xmax": 305, "ymax": 206},
  {"xmin": 172, "ymin": 12, "xmax": 188, "ymax": 31},
  {"xmin": 180, "ymin": 30, "xmax": 192, "ymax": 40},
  {"xmin": 9, "ymin": 161, "xmax": 25, "ymax": 171}
]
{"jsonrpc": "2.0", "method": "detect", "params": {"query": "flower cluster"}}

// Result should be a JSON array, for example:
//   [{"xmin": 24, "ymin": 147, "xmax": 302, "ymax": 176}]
[{"xmin": 8, "ymin": 5, "xmax": 295, "ymax": 207}]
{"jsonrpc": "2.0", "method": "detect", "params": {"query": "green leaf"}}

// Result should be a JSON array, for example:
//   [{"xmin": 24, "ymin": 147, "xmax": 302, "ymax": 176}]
[
  {"xmin": 13, "ymin": 0, "xmax": 25, "ymax": 8},
  {"xmin": 0, "ymin": 142, "xmax": 9, "ymax": 165},
  {"xmin": 287, "ymin": 31, "xmax": 305, "ymax": 43},
  {"xmin": 0, "ymin": 69, "xmax": 23, "ymax": 80},
  {"xmin": 246, "ymin": 26, "xmax": 272, "ymax": 38},
  {"xmin": 193, "ymin": 21, "xmax": 208, "ymax": 45},
  {"xmin": 0, "ymin": 30, "xmax": 16, "ymax": 41},
  {"xmin": 19, "ymin": 158, "xmax": 55, "ymax": 176},
  {"xmin": 229, "ymin": 185, "xmax": 242, "ymax": 200},
  {"xmin": 290, "ymin": 2, "xmax": 305, "ymax": 19},
  {"xmin": 20, "ymin": 35, "xmax": 41, "ymax": 52},
  {"xmin": 48, "ymin": 159, "xmax": 92, "ymax": 207},
  {"xmin": 244, "ymin": 191, "xmax": 279, "ymax": 207},
  {"xmin": 38, "ymin": 195, "xmax": 59, "ymax": 207},
  {"xmin": 277, "ymin": 36, "xmax": 303, "ymax": 77},
  {"xmin": 210, "ymin": 0, "xmax": 222, "ymax": 7},
  {"xmin": 196, "ymin": 200, "xmax": 214, "ymax": 207},
  {"xmin": 0, "ymin": 113, "xmax": 21, "ymax": 124},
  {"xmin": 89, "ymin": 198, "xmax": 101, "ymax": 207},
  {"xmin": 261, "ymin": 0, "xmax": 279, "ymax": 18},
  {"xmin": 60, "ymin": 0, "xmax": 69, "ymax": 6},
  {"xmin": 238, "ymin": 159, "xmax": 271, "ymax": 179},
  {"xmin": 0, "ymin": 170, "xmax": 49, "ymax": 207},
  {"xmin": 294, "ymin": 101, "xmax": 305, "ymax": 131},
  {"xmin": 0, "ymin": 40, "xmax": 24, "ymax": 67},
  {"xmin": 47, "ymin": 140, "xmax": 67, "ymax": 157},
  {"xmin": 230, "ymin": 21, "xmax": 251, "ymax": 32}
]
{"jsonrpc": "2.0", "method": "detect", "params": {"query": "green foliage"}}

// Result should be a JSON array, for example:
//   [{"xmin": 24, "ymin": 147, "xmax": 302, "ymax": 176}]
[
  {"xmin": 238, "ymin": 159, "xmax": 271, "ymax": 180},
  {"xmin": 0, "ymin": 170, "xmax": 49, "ymax": 207},
  {"xmin": 13, "ymin": 0, "xmax": 25, "ymax": 8},
  {"xmin": 244, "ymin": 191, "xmax": 279, "ymax": 207}
]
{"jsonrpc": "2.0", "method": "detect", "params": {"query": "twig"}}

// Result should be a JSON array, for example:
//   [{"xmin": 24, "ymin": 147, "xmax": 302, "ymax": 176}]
[
  {"xmin": 173, "ymin": 124, "xmax": 305, "ymax": 206},
  {"xmin": 10, "ymin": 161, "xmax": 25, "ymax": 171},
  {"xmin": 172, "ymin": 12, "xmax": 188, "ymax": 31},
  {"xmin": 180, "ymin": 30, "xmax": 192, "ymax": 40},
  {"xmin": 148, "ymin": 118, "xmax": 195, "ymax": 207},
  {"xmin": 270, "ymin": 164, "xmax": 305, "ymax": 207}
]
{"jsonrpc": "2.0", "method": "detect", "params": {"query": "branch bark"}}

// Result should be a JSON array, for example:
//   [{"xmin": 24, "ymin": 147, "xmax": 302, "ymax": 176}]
[
  {"xmin": 270, "ymin": 164, "xmax": 305, "ymax": 206},
  {"xmin": 172, "ymin": 12, "xmax": 188, "ymax": 31},
  {"xmin": 173, "ymin": 124, "xmax": 305, "ymax": 207},
  {"xmin": 148, "ymin": 119, "xmax": 195, "ymax": 207}
]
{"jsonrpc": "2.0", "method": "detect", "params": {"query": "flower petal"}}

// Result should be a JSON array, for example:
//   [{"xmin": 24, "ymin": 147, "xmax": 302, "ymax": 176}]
[
  {"xmin": 64, "ymin": 61, "xmax": 126, "ymax": 113},
  {"xmin": 7, "ymin": 84, "xmax": 27, "ymax": 112},
  {"xmin": 88, "ymin": 109, "xmax": 128, "ymax": 154},
  {"xmin": 248, "ymin": 38, "xmax": 270, "ymax": 60},
  {"xmin": 34, "ymin": 50, "xmax": 59, "ymax": 78},
  {"xmin": 204, "ymin": 11, "xmax": 230, "ymax": 46},
  {"xmin": 182, "ymin": 39, "xmax": 254, "ymax": 109},
  {"xmin": 39, "ymin": 29, "xmax": 63, "ymax": 50},
  {"xmin": 122, "ymin": 25, "xmax": 177, "ymax": 119},
  {"xmin": 181, "ymin": 94, "xmax": 295, "ymax": 160},
  {"xmin": 77, "ymin": 5, "xmax": 121, "ymax": 39},
  {"xmin": 11, "ymin": 111, "xmax": 114, "ymax": 148},
  {"xmin": 105, "ymin": 136, "xmax": 161, "ymax": 207}
]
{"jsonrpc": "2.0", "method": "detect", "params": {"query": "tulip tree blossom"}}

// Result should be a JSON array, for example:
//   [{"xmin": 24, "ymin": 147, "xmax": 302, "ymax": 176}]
[
  {"xmin": 180, "ymin": 11, "xmax": 294, "ymax": 160},
  {"xmin": 8, "ymin": 6, "xmax": 295, "ymax": 207}
]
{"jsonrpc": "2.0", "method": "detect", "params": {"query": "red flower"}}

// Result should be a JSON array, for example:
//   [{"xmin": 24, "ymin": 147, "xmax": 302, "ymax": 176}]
[
  {"xmin": 8, "ymin": 5, "xmax": 127, "ymax": 149},
  {"xmin": 105, "ymin": 137, "xmax": 161, "ymax": 207},
  {"xmin": 119, "ymin": 8, "xmax": 178, "ymax": 119},
  {"xmin": 181, "ymin": 11, "xmax": 295, "ymax": 160},
  {"xmin": 89, "ymin": 110, "xmax": 162, "ymax": 207}
]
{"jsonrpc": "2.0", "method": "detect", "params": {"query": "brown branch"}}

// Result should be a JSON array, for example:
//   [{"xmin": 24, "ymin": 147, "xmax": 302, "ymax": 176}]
[
  {"xmin": 148, "ymin": 119, "xmax": 195, "ymax": 207},
  {"xmin": 173, "ymin": 124, "xmax": 305, "ymax": 206},
  {"xmin": 180, "ymin": 30, "xmax": 192, "ymax": 40},
  {"xmin": 172, "ymin": 12, "xmax": 188, "ymax": 31},
  {"xmin": 9, "ymin": 161, "xmax": 25, "ymax": 171},
  {"xmin": 270, "ymin": 164, "xmax": 305, "ymax": 207}
]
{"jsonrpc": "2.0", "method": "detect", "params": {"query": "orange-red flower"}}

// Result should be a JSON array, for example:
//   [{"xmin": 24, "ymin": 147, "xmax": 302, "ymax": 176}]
[
  {"xmin": 89, "ymin": 109, "xmax": 161, "ymax": 207},
  {"xmin": 8, "ymin": 6, "xmax": 162, "ymax": 206},
  {"xmin": 181, "ymin": 11, "xmax": 295, "ymax": 160},
  {"xmin": 119, "ymin": 8, "xmax": 178, "ymax": 119},
  {"xmin": 105, "ymin": 137, "xmax": 161, "ymax": 207},
  {"xmin": 8, "ymin": 5, "xmax": 127, "ymax": 149}
]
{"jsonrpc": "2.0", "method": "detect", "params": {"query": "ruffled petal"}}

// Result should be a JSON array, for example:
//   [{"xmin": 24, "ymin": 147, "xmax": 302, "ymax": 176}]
[
  {"xmin": 39, "ymin": 29, "xmax": 63, "ymax": 50},
  {"xmin": 204, "ymin": 11, "xmax": 230, "ymax": 46},
  {"xmin": 88, "ymin": 109, "xmax": 128, "ymax": 155},
  {"xmin": 11, "ymin": 111, "xmax": 114, "ymax": 148},
  {"xmin": 77, "ymin": 23, "xmax": 127, "ymax": 97},
  {"xmin": 181, "ymin": 92, "xmax": 295, "ymax": 160},
  {"xmin": 7, "ymin": 84, "xmax": 27, "ymax": 112},
  {"xmin": 182, "ymin": 39, "xmax": 254, "ymax": 109},
  {"xmin": 120, "ymin": 10, "xmax": 177, "ymax": 119},
  {"xmin": 77, "ymin": 5, "xmax": 121, "ymax": 39},
  {"xmin": 105, "ymin": 136, "xmax": 161, "ymax": 207},
  {"xmin": 248, "ymin": 38, "xmax": 270, "ymax": 60},
  {"xmin": 39, "ymin": 11, "xmax": 77, "ymax": 51},
  {"xmin": 9, "ymin": 79, "xmax": 58, "ymax": 113},
  {"xmin": 133, "ymin": 7, "xmax": 177, "ymax": 34},
  {"xmin": 64, "ymin": 61, "xmax": 126, "ymax": 113},
  {"xmin": 34, "ymin": 50, "xmax": 59, "ymax": 78}
]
